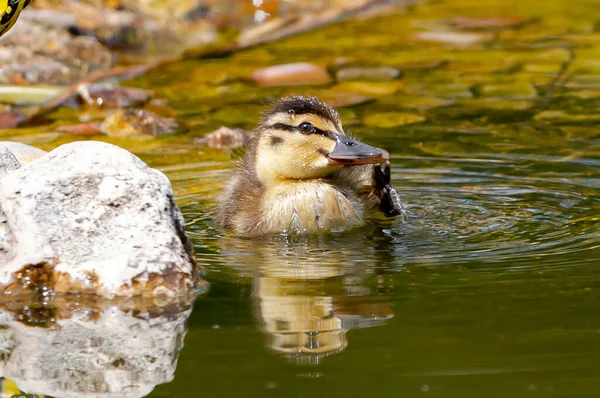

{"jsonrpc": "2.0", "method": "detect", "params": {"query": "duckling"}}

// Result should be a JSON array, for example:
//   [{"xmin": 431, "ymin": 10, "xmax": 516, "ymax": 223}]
[{"xmin": 215, "ymin": 96, "xmax": 401, "ymax": 236}]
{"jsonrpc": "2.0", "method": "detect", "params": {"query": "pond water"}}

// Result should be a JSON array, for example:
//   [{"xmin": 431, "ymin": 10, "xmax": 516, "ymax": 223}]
[{"xmin": 3, "ymin": 0, "xmax": 600, "ymax": 397}]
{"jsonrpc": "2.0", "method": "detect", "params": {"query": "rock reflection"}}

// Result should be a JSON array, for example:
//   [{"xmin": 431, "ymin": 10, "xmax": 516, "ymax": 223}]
[
  {"xmin": 0, "ymin": 298, "xmax": 193, "ymax": 398},
  {"xmin": 219, "ymin": 230, "xmax": 396, "ymax": 364}
]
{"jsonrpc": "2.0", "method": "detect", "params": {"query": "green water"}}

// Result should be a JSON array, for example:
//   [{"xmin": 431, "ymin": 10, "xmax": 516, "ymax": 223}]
[{"xmin": 4, "ymin": 0, "xmax": 600, "ymax": 396}]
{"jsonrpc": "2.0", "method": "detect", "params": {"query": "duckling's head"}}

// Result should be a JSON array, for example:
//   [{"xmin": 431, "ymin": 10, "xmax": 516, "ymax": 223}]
[{"xmin": 253, "ymin": 96, "xmax": 389, "ymax": 186}]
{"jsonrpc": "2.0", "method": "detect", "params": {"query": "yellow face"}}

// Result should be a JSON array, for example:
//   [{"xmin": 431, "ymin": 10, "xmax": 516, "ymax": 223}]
[
  {"xmin": 255, "ymin": 112, "xmax": 343, "ymax": 186},
  {"xmin": 252, "ymin": 97, "xmax": 390, "ymax": 187}
]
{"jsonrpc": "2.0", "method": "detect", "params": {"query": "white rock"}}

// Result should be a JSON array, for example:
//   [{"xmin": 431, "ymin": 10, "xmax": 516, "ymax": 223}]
[
  {"xmin": 0, "ymin": 305, "xmax": 192, "ymax": 398},
  {"xmin": 0, "ymin": 144, "xmax": 21, "ymax": 178},
  {"xmin": 0, "ymin": 141, "xmax": 196, "ymax": 298},
  {"xmin": 0, "ymin": 141, "xmax": 47, "ymax": 164}
]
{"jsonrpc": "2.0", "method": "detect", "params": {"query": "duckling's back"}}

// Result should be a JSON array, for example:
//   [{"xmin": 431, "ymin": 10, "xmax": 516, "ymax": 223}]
[{"xmin": 214, "ymin": 158, "xmax": 265, "ymax": 234}]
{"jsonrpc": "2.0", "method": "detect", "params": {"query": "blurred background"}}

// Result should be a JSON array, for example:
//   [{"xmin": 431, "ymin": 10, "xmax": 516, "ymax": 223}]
[{"xmin": 1, "ymin": 0, "xmax": 600, "ymax": 397}]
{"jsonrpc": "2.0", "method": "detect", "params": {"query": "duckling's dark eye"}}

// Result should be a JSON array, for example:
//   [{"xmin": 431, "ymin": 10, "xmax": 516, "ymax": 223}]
[{"xmin": 298, "ymin": 122, "xmax": 315, "ymax": 134}]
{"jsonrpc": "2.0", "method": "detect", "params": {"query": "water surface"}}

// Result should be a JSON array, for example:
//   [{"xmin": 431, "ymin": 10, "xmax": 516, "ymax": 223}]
[{"xmin": 3, "ymin": 0, "xmax": 600, "ymax": 396}]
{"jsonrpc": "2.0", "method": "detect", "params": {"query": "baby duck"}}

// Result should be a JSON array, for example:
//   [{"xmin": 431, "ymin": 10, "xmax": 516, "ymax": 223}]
[{"xmin": 215, "ymin": 96, "xmax": 401, "ymax": 236}]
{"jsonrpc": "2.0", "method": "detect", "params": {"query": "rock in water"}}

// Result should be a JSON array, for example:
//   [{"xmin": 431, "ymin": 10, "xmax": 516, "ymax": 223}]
[
  {"xmin": 0, "ymin": 141, "xmax": 197, "ymax": 299},
  {"xmin": 0, "ymin": 141, "xmax": 47, "ymax": 164},
  {"xmin": 0, "ymin": 145, "xmax": 21, "ymax": 178},
  {"xmin": 0, "ymin": 303, "xmax": 192, "ymax": 398}
]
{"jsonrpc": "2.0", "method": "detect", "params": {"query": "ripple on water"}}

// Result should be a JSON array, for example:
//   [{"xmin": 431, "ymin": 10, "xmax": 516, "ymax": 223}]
[{"xmin": 166, "ymin": 153, "xmax": 600, "ymax": 276}]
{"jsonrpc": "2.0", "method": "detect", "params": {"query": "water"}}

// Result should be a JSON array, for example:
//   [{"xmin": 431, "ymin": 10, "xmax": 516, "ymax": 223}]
[{"xmin": 3, "ymin": 0, "xmax": 600, "ymax": 396}]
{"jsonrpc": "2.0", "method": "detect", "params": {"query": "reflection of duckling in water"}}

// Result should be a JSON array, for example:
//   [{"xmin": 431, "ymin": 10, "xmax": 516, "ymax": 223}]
[
  {"xmin": 255, "ymin": 274, "xmax": 394, "ymax": 364},
  {"xmin": 213, "ymin": 224, "xmax": 398, "ymax": 363},
  {"xmin": 215, "ymin": 95, "xmax": 401, "ymax": 236}
]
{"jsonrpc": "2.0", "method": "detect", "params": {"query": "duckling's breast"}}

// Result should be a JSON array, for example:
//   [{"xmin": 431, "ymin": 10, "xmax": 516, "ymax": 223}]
[{"xmin": 257, "ymin": 181, "xmax": 364, "ymax": 234}]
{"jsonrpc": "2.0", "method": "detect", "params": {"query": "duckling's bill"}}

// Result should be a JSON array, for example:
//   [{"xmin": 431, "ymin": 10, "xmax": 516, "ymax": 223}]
[{"xmin": 327, "ymin": 135, "xmax": 390, "ymax": 166}]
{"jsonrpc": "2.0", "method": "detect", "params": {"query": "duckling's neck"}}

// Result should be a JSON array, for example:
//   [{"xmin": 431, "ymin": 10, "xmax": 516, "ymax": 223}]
[
  {"xmin": 254, "ymin": 152, "xmax": 341, "ymax": 188},
  {"xmin": 258, "ymin": 180, "xmax": 364, "ymax": 234}
]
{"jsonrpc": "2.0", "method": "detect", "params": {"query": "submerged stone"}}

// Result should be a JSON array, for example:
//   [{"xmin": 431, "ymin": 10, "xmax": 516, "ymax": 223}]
[
  {"xmin": 198, "ymin": 126, "xmax": 249, "ymax": 150},
  {"xmin": 332, "ymin": 81, "xmax": 405, "ymax": 96},
  {"xmin": 0, "ymin": 20, "xmax": 114, "ymax": 86},
  {"xmin": 75, "ymin": 83, "xmax": 152, "ymax": 108},
  {"xmin": 305, "ymin": 91, "xmax": 375, "ymax": 108},
  {"xmin": 56, "ymin": 122, "xmax": 103, "ymax": 135},
  {"xmin": 447, "ymin": 17, "xmax": 532, "ymax": 31},
  {"xmin": 386, "ymin": 95, "xmax": 455, "ymax": 110},
  {"xmin": 100, "ymin": 109, "xmax": 178, "ymax": 137},
  {"xmin": 426, "ymin": 83, "xmax": 473, "ymax": 98},
  {"xmin": 534, "ymin": 110, "xmax": 600, "ymax": 124},
  {"xmin": 473, "ymin": 82, "xmax": 538, "ymax": 99},
  {"xmin": 363, "ymin": 112, "xmax": 426, "ymax": 128},
  {"xmin": 0, "ymin": 141, "xmax": 197, "ymax": 299},
  {"xmin": 414, "ymin": 31, "xmax": 494, "ymax": 46},
  {"xmin": 251, "ymin": 63, "xmax": 333, "ymax": 87},
  {"xmin": 336, "ymin": 66, "xmax": 401, "ymax": 82}
]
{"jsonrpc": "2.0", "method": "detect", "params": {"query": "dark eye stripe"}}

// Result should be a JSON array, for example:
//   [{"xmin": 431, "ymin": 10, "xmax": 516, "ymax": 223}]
[{"xmin": 268, "ymin": 123, "xmax": 336, "ymax": 140}]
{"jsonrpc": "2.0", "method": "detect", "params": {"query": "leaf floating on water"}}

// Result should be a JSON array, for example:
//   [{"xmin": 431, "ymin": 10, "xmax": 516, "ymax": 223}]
[
  {"xmin": 363, "ymin": 112, "xmax": 425, "ymax": 128},
  {"xmin": 197, "ymin": 126, "xmax": 249, "ymax": 150},
  {"xmin": 251, "ymin": 63, "xmax": 333, "ymax": 87},
  {"xmin": 336, "ymin": 66, "xmax": 402, "ymax": 82},
  {"xmin": 414, "ymin": 31, "xmax": 494, "ymax": 46}
]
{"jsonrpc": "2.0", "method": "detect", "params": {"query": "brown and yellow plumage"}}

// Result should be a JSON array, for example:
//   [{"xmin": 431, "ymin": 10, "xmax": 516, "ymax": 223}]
[{"xmin": 215, "ymin": 96, "xmax": 400, "ymax": 236}]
